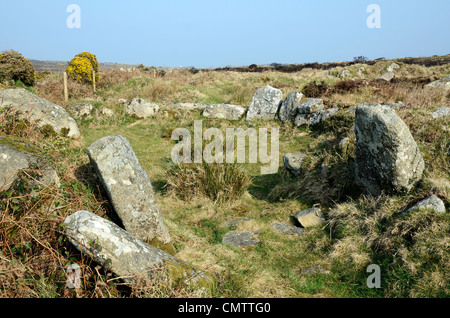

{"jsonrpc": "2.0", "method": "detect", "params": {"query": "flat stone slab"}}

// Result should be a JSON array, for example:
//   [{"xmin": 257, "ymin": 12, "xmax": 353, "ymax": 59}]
[
  {"xmin": 224, "ymin": 218, "xmax": 251, "ymax": 227},
  {"xmin": 432, "ymin": 106, "xmax": 450, "ymax": 119},
  {"xmin": 202, "ymin": 104, "xmax": 246, "ymax": 121},
  {"xmin": 272, "ymin": 223, "xmax": 305, "ymax": 236},
  {"xmin": 405, "ymin": 195, "xmax": 446, "ymax": 215},
  {"xmin": 222, "ymin": 231, "xmax": 260, "ymax": 247}
]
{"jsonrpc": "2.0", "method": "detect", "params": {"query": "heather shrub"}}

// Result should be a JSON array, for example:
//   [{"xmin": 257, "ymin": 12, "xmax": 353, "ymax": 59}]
[{"xmin": 0, "ymin": 50, "xmax": 36, "ymax": 86}]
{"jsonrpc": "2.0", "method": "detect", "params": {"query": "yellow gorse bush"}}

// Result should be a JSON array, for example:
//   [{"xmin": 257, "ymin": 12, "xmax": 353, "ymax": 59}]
[{"xmin": 66, "ymin": 51, "xmax": 99, "ymax": 84}]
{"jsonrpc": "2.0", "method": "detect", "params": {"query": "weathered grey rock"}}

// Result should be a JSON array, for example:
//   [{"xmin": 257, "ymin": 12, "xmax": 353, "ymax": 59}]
[
  {"xmin": 386, "ymin": 101, "xmax": 404, "ymax": 110},
  {"xmin": 0, "ymin": 88, "xmax": 80, "ymax": 138},
  {"xmin": 293, "ymin": 208, "xmax": 326, "ymax": 228},
  {"xmin": 294, "ymin": 108, "xmax": 339, "ymax": 127},
  {"xmin": 338, "ymin": 137, "xmax": 350, "ymax": 153},
  {"xmin": 246, "ymin": 85, "xmax": 282, "ymax": 121},
  {"xmin": 169, "ymin": 103, "xmax": 207, "ymax": 110},
  {"xmin": 355, "ymin": 103, "xmax": 425, "ymax": 196},
  {"xmin": 0, "ymin": 143, "xmax": 59, "ymax": 191},
  {"xmin": 426, "ymin": 75, "xmax": 450, "ymax": 90},
  {"xmin": 202, "ymin": 104, "xmax": 246, "ymax": 121},
  {"xmin": 340, "ymin": 69, "xmax": 350, "ymax": 78},
  {"xmin": 297, "ymin": 99, "xmax": 324, "ymax": 114},
  {"xmin": 405, "ymin": 195, "xmax": 446, "ymax": 215},
  {"xmin": 222, "ymin": 231, "xmax": 260, "ymax": 247},
  {"xmin": 125, "ymin": 98, "xmax": 159, "ymax": 118},
  {"xmin": 68, "ymin": 103, "xmax": 93, "ymax": 119},
  {"xmin": 379, "ymin": 72, "xmax": 395, "ymax": 82},
  {"xmin": 357, "ymin": 67, "xmax": 365, "ymax": 77},
  {"xmin": 87, "ymin": 135, "xmax": 170, "ymax": 244},
  {"xmin": 431, "ymin": 106, "xmax": 450, "ymax": 119},
  {"xmin": 272, "ymin": 223, "xmax": 304, "ymax": 236},
  {"xmin": 100, "ymin": 107, "xmax": 114, "ymax": 117},
  {"xmin": 224, "ymin": 218, "xmax": 251, "ymax": 227},
  {"xmin": 64, "ymin": 210, "xmax": 211, "ymax": 286},
  {"xmin": 387, "ymin": 63, "xmax": 400, "ymax": 73},
  {"xmin": 279, "ymin": 91, "xmax": 304, "ymax": 123},
  {"xmin": 283, "ymin": 153, "xmax": 306, "ymax": 176},
  {"xmin": 118, "ymin": 98, "xmax": 127, "ymax": 105}
]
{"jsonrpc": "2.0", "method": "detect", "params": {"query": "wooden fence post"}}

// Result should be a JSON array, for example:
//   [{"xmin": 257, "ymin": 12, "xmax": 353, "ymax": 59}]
[
  {"xmin": 63, "ymin": 72, "xmax": 69, "ymax": 102},
  {"xmin": 93, "ymin": 69, "xmax": 97, "ymax": 93}
]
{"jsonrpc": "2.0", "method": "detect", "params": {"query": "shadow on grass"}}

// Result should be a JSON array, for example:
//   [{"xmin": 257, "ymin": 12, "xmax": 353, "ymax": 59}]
[{"xmin": 74, "ymin": 163, "xmax": 125, "ymax": 229}]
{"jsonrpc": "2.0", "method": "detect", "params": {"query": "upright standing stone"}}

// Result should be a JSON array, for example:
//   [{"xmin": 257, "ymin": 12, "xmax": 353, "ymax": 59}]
[
  {"xmin": 355, "ymin": 103, "xmax": 425, "ymax": 196},
  {"xmin": 246, "ymin": 85, "xmax": 282, "ymax": 121},
  {"xmin": 87, "ymin": 135, "xmax": 171, "ymax": 244},
  {"xmin": 278, "ymin": 91, "xmax": 304, "ymax": 123}
]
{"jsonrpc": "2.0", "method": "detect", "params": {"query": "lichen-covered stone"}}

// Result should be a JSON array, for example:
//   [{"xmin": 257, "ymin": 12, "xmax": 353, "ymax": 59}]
[
  {"xmin": 283, "ymin": 153, "xmax": 306, "ymax": 176},
  {"xmin": 297, "ymin": 99, "xmax": 324, "ymax": 115},
  {"xmin": 246, "ymin": 85, "xmax": 282, "ymax": 121},
  {"xmin": 355, "ymin": 103, "xmax": 425, "ymax": 196},
  {"xmin": 87, "ymin": 135, "xmax": 170, "ymax": 244},
  {"xmin": 431, "ymin": 106, "xmax": 450, "ymax": 119},
  {"xmin": 63, "ymin": 210, "xmax": 211, "ymax": 286},
  {"xmin": 169, "ymin": 103, "xmax": 207, "ymax": 110},
  {"xmin": 0, "ymin": 88, "xmax": 80, "ymax": 138},
  {"xmin": 272, "ymin": 223, "xmax": 304, "ymax": 235},
  {"xmin": 279, "ymin": 91, "xmax": 303, "ymax": 123},
  {"xmin": 222, "ymin": 231, "xmax": 260, "ymax": 247},
  {"xmin": 294, "ymin": 108, "xmax": 339, "ymax": 127},
  {"xmin": 426, "ymin": 75, "xmax": 450, "ymax": 90},
  {"xmin": 125, "ymin": 98, "xmax": 159, "ymax": 118},
  {"xmin": 202, "ymin": 104, "xmax": 246, "ymax": 121},
  {"xmin": 405, "ymin": 195, "xmax": 446, "ymax": 215}
]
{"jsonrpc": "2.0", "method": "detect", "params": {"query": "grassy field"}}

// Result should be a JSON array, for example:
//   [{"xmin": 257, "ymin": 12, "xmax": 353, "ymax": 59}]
[{"xmin": 0, "ymin": 57, "xmax": 449, "ymax": 298}]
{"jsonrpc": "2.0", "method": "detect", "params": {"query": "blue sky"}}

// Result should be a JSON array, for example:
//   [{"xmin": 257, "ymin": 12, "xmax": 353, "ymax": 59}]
[{"xmin": 1, "ymin": 0, "xmax": 449, "ymax": 68}]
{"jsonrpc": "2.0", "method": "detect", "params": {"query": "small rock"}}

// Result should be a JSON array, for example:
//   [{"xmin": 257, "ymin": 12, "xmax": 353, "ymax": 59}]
[
  {"xmin": 426, "ymin": 75, "xmax": 450, "ymax": 90},
  {"xmin": 293, "ymin": 208, "xmax": 325, "ymax": 228},
  {"xmin": 294, "ymin": 108, "xmax": 339, "ymax": 127},
  {"xmin": 379, "ymin": 72, "xmax": 395, "ymax": 82},
  {"xmin": 283, "ymin": 153, "xmax": 306, "ymax": 176},
  {"xmin": 297, "ymin": 99, "xmax": 324, "ymax": 114},
  {"xmin": 118, "ymin": 98, "xmax": 127, "ymax": 105},
  {"xmin": 387, "ymin": 63, "xmax": 400, "ymax": 73},
  {"xmin": 222, "ymin": 231, "xmax": 260, "ymax": 247},
  {"xmin": 168, "ymin": 103, "xmax": 207, "ymax": 110},
  {"xmin": 386, "ymin": 101, "xmax": 404, "ymax": 110},
  {"xmin": 224, "ymin": 218, "xmax": 251, "ymax": 227},
  {"xmin": 338, "ymin": 137, "xmax": 350, "ymax": 152},
  {"xmin": 246, "ymin": 86, "xmax": 283, "ymax": 121},
  {"xmin": 405, "ymin": 195, "xmax": 446, "ymax": 215},
  {"xmin": 202, "ymin": 104, "xmax": 246, "ymax": 121},
  {"xmin": 100, "ymin": 107, "xmax": 114, "ymax": 117},
  {"xmin": 432, "ymin": 106, "xmax": 450, "ymax": 119},
  {"xmin": 301, "ymin": 265, "xmax": 330, "ymax": 275},
  {"xmin": 272, "ymin": 223, "xmax": 304, "ymax": 236},
  {"xmin": 340, "ymin": 70, "xmax": 350, "ymax": 78},
  {"xmin": 125, "ymin": 98, "xmax": 159, "ymax": 118},
  {"xmin": 68, "ymin": 103, "xmax": 93, "ymax": 119}
]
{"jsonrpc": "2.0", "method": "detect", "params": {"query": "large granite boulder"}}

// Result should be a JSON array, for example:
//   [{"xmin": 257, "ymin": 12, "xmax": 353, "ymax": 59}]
[
  {"xmin": 355, "ymin": 103, "xmax": 425, "ymax": 196},
  {"xmin": 87, "ymin": 135, "xmax": 171, "ymax": 244},
  {"xmin": 0, "ymin": 88, "xmax": 80, "ymax": 138},
  {"xmin": 278, "ymin": 91, "xmax": 304, "ymax": 123},
  {"xmin": 64, "ymin": 210, "xmax": 211, "ymax": 286},
  {"xmin": 202, "ymin": 104, "xmax": 246, "ymax": 121},
  {"xmin": 246, "ymin": 85, "xmax": 282, "ymax": 121}
]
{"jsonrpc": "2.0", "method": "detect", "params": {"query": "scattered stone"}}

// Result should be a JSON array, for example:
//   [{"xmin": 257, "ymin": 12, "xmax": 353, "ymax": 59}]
[
  {"xmin": 222, "ymin": 231, "xmax": 260, "ymax": 247},
  {"xmin": 340, "ymin": 69, "xmax": 350, "ymax": 78},
  {"xmin": 405, "ymin": 195, "xmax": 446, "ymax": 215},
  {"xmin": 283, "ymin": 153, "xmax": 306, "ymax": 176},
  {"xmin": 272, "ymin": 223, "xmax": 304, "ymax": 236},
  {"xmin": 379, "ymin": 72, "xmax": 395, "ymax": 82},
  {"xmin": 301, "ymin": 265, "xmax": 330, "ymax": 275},
  {"xmin": 100, "ymin": 107, "xmax": 114, "ymax": 117},
  {"xmin": 431, "ymin": 106, "xmax": 450, "ymax": 119},
  {"xmin": 357, "ymin": 67, "xmax": 365, "ymax": 76},
  {"xmin": 294, "ymin": 108, "xmax": 339, "ymax": 127},
  {"xmin": 168, "ymin": 103, "xmax": 207, "ymax": 110},
  {"xmin": 246, "ymin": 85, "xmax": 283, "ymax": 121},
  {"xmin": 297, "ymin": 99, "xmax": 324, "ymax": 114},
  {"xmin": 125, "ymin": 98, "xmax": 159, "ymax": 118},
  {"xmin": 0, "ymin": 143, "xmax": 59, "ymax": 191},
  {"xmin": 386, "ymin": 101, "xmax": 404, "ymax": 110},
  {"xmin": 202, "ymin": 104, "xmax": 246, "ymax": 121},
  {"xmin": 387, "ymin": 62, "xmax": 400, "ymax": 73},
  {"xmin": 68, "ymin": 103, "xmax": 93, "ymax": 119},
  {"xmin": 426, "ymin": 75, "xmax": 450, "ymax": 90},
  {"xmin": 355, "ymin": 103, "xmax": 425, "ymax": 196},
  {"xmin": 0, "ymin": 88, "xmax": 80, "ymax": 138},
  {"xmin": 63, "ymin": 210, "xmax": 211, "ymax": 286},
  {"xmin": 224, "ymin": 218, "xmax": 251, "ymax": 227},
  {"xmin": 293, "ymin": 208, "xmax": 325, "ymax": 228},
  {"xmin": 338, "ymin": 137, "xmax": 350, "ymax": 153},
  {"xmin": 87, "ymin": 135, "xmax": 171, "ymax": 244},
  {"xmin": 278, "ymin": 91, "xmax": 304, "ymax": 123},
  {"xmin": 118, "ymin": 98, "xmax": 127, "ymax": 105}
]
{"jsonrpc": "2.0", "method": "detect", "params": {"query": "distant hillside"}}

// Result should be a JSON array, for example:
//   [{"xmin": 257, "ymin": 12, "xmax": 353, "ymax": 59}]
[{"xmin": 31, "ymin": 60, "xmax": 140, "ymax": 72}]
